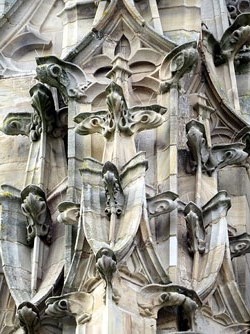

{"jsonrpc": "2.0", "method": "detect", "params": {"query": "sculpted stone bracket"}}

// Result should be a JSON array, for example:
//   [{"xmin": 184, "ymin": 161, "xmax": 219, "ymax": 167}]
[
  {"xmin": 57, "ymin": 201, "xmax": 80, "ymax": 225},
  {"xmin": 203, "ymin": 13, "xmax": 250, "ymax": 66},
  {"xmin": 45, "ymin": 292, "xmax": 94, "ymax": 325},
  {"xmin": 229, "ymin": 232, "xmax": 250, "ymax": 258},
  {"xmin": 159, "ymin": 41, "xmax": 198, "ymax": 93},
  {"xmin": 183, "ymin": 191, "xmax": 231, "ymax": 260},
  {"xmin": 184, "ymin": 202, "xmax": 206, "ymax": 256},
  {"xmin": 186, "ymin": 119, "xmax": 249, "ymax": 175},
  {"xmin": 1, "ymin": 83, "xmax": 67, "ymax": 141},
  {"xmin": 17, "ymin": 302, "xmax": 40, "ymax": 334},
  {"xmin": 36, "ymin": 55, "xmax": 89, "ymax": 103},
  {"xmin": 137, "ymin": 284, "xmax": 201, "ymax": 330},
  {"xmin": 74, "ymin": 81, "xmax": 167, "ymax": 167},
  {"xmin": 147, "ymin": 191, "xmax": 178, "ymax": 217},
  {"xmin": 21, "ymin": 184, "xmax": 52, "ymax": 245}
]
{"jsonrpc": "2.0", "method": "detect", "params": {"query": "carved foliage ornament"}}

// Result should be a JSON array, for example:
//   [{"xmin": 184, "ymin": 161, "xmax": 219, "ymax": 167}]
[
  {"xmin": 36, "ymin": 56, "xmax": 89, "ymax": 103},
  {"xmin": 1, "ymin": 83, "xmax": 67, "ymax": 141},
  {"xmin": 184, "ymin": 191, "xmax": 231, "ymax": 257},
  {"xmin": 74, "ymin": 81, "xmax": 167, "ymax": 138},
  {"xmin": 160, "ymin": 42, "xmax": 198, "ymax": 93},
  {"xmin": 21, "ymin": 185, "xmax": 51, "ymax": 245},
  {"xmin": 186, "ymin": 120, "xmax": 249, "ymax": 175}
]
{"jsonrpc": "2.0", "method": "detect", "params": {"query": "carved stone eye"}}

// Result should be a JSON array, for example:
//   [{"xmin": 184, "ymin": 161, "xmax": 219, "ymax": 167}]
[
  {"xmin": 58, "ymin": 299, "xmax": 68, "ymax": 310},
  {"xmin": 49, "ymin": 64, "xmax": 62, "ymax": 78},
  {"xmin": 9, "ymin": 121, "xmax": 19, "ymax": 129},
  {"xmin": 141, "ymin": 115, "xmax": 149, "ymax": 122}
]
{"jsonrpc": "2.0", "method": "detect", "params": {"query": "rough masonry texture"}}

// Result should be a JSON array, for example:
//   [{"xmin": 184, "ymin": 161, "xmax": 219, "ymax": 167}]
[{"xmin": 0, "ymin": 0, "xmax": 250, "ymax": 333}]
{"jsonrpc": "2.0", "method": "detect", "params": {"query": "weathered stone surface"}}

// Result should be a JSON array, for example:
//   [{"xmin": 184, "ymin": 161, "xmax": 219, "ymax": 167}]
[{"xmin": 0, "ymin": 1, "xmax": 249, "ymax": 333}]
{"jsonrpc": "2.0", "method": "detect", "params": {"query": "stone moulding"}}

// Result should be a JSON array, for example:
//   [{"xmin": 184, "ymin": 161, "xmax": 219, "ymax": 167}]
[{"xmin": 186, "ymin": 119, "xmax": 249, "ymax": 175}]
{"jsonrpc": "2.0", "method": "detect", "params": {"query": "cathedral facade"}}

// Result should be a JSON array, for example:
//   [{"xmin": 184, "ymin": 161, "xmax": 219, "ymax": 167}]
[{"xmin": 0, "ymin": 0, "xmax": 250, "ymax": 333}]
